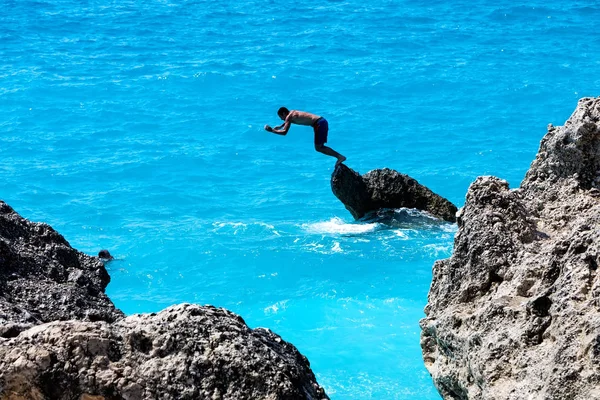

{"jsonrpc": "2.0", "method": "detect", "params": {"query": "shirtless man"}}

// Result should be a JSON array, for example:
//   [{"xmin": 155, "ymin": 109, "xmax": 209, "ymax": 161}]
[{"xmin": 265, "ymin": 107, "xmax": 347, "ymax": 166}]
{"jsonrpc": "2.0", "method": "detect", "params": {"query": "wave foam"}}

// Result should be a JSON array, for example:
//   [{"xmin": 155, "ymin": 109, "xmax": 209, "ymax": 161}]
[
  {"xmin": 212, "ymin": 221, "xmax": 280, "ymax": 236},
  {"xmin": 264, "ymin": 300, "xmax": 288, "ymax": 315},
  {"xmin": 303, "ymin": 217, "xmax": 380, "ymax": 235}
]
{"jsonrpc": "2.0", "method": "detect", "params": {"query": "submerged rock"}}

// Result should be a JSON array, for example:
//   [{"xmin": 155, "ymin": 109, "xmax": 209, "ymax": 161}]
[
  {"xmin": 420, "ymin": 97, "xmax": 600, "ymax": 399},
  {"xmin": 331, "ymin": 164, "xmax": 457, "ymax": 222},
  {"xmin": 0, "ymin": 201, "xmax": 328, "ymax": 399}
]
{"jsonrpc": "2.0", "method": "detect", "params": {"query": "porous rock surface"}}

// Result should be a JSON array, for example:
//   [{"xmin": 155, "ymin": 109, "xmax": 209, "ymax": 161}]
[
  {"xmin": 331, "ymin": 164, "xmax": 457, "ymax": 222},
  {"xmin": 0, "ymin": 202, "xmax": 328, "ymax": 399},
  {"xmin": 420, "ymin": 97, "xmax": 600, "ymax": 399},
  {"xmin": 0, "ymin": 304, "xmax": 327, "ymax": 400},
  {"xmin": 0, "ymin": 201, "xmax": 123, "ymax": 338}
]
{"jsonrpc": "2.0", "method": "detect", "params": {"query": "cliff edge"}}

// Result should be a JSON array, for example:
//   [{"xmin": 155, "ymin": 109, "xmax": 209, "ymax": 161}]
[{"xmin": 420, "ymin": 97, "xmax": 600, "ymax": 399}]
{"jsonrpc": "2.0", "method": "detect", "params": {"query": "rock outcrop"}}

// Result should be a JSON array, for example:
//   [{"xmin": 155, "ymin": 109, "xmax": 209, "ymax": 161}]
[
  {"xmin": 0, "ymin": 304, "xmax": 327, "ymax": 400},
  {"xmin": 331, "ymin": 164, "xmax": 458, "ymax": 222},
  {"xmin": 0, "ymin": 201, "xmax": 123, "ymax": 338},
  {"xmin": 0, "ymin": 201, "xmax": 328, "ymax": 399},
  {"xmin": 420, "ymin": 97, "xmax": 600, "ymax": 399}
]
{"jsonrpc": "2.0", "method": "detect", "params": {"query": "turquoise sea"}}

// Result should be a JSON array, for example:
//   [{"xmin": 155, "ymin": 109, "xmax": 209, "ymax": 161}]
[{"xmin": 1, "ymin": 1, "xmax": 599, "ymax": 398}]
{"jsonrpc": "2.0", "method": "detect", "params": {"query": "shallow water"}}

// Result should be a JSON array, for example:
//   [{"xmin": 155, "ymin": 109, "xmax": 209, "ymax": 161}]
[{"xmin": 2, "ymin": 0, "xmax": 599, "ymax": 398}]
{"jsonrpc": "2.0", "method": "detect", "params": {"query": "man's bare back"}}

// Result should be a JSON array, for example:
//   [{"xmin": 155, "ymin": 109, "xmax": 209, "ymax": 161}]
[
  {"xmin": 264, "ymin": 106, "xmax": 346, "ymax": 166},
  {"xmin": 284, "ymin": 110, "xmax": 321, "ymax": 126}
]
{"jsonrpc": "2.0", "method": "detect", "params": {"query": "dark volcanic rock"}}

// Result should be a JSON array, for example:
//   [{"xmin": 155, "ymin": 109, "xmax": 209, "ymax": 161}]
[
  {"xmin": 0, "ymin": 201, "xmax": 123, "ymax": 337},
  {"xmin": 420, "ymin": 97, "xmax": 600, "ymax": 400},
  {"xmin": 331, "ymin": 164, "xmax": 457, "ymax": 222},
  {"xmin": 0, "ymin": 202, "xmax": 329, "ymax": 399},
  {"xmin": 329, "ymin": 164, "xmax": 371, "ymax": 218}
]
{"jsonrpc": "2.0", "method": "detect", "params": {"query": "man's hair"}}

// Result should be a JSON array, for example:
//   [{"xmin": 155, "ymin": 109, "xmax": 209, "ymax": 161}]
[
  {"xmin": 98, "ymin": 249, "xmax": 113, "ymax": 259},
  {"xmin": 277, "ymin": 107, "xmax": 289, "ymax": 115}
]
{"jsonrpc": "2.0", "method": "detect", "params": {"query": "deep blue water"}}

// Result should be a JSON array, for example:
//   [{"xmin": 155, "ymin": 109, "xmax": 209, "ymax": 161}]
[{"xmin": 1, "ymin": 0, "xmax": 599, "ymax": 398}]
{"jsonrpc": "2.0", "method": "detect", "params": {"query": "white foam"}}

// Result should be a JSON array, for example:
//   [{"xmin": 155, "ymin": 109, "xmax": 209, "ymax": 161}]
[
  {"xmin": 212, "ymin": 221, "xmax": 246, "ymax": 230},
  {"xmin": 331, "ymin": 242, "xmax": 343, "ymax": 253},
  {"xmin": 394, "ymin": 230, "xmax": 409, "ymax": 239},
  {"xmin": 264, "ymin": 300, "xmax": 288, "ymax": 315},
  {"xmin": 257, "ymin": 222, "xmax": 275, "ymax": 230},
  {"xmin": 423, "ymin": 243, "xmax": 453, "ymax": 257},
  {"xmin": 303, "ymin": 217, "xmax": 380, "ymax": 235},
  {"xmin": 212, "ymin": 221, "xmax": 280, "ymax": 236}
]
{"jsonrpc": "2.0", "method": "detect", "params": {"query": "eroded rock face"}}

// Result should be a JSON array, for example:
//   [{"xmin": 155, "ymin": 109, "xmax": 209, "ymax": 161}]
[
  {"xmin": 0, "ymin": 202, "xmax": 329, "ymax": 399},
  {"xmin": 331, "ymin": 164, "xmax": 457, "ymax": 222},
  {"xmin": 0, "ymin": 201, "xmax": 123, "ymax": 337},
  {"xmin": 0, "ymin": 304, "xmax": 328, "ymax": 400},
  {"xmin": 420, "ymin": 97, "xmax": 600, "ymax": 400}
]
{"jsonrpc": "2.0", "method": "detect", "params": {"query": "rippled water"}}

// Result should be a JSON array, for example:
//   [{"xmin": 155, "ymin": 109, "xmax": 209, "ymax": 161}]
[{"xmin": 2, "ymin": 0, "xmax": 599, "ymax": 398}]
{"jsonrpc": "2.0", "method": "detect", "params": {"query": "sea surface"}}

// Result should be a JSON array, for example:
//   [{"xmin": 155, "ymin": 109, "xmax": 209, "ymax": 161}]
[{"xmin": 1, "ymin": 0, "xmax": 599, "ymax": 398}]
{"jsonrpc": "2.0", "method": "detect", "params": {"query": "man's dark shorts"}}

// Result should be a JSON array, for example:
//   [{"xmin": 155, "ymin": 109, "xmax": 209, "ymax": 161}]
[{"xmin": 313, "ymin": 117, "xmax": 328, "ymax": 146}]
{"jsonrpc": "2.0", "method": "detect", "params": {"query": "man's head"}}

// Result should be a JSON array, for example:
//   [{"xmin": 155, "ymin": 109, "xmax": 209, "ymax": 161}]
[
  {"xmin": 98, "ymin": 249, "xmax": 114, "ymax": 261},
  {"xmin": 277, "ymin": 107, "xmax": 290, "ymax": 121}
]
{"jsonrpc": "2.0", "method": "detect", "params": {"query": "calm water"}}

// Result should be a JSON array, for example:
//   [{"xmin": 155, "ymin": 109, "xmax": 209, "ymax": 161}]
[{"xmin": 1, "ymin": 0, "xmax": 599, "ymax": 398}]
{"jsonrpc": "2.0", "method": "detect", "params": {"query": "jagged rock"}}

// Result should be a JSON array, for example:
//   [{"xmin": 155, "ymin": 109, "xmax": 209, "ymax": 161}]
[
  {"xmin": 0, "ymin": 304, "xmax": 328, "ymax": 400},
  {"xmin": 0, "ymin": 202, "xmax": 329, "ymax": 399},
  {"xmin": 0, "ymin": 201, "xmax": 123, "ymax": 337},
  {"xmin": 331, "ymin": 164, "xmax": 457, "ymax": 222},
  {"xmin": 329, "ymin": 164, "xmax": 371, "ymax": 218},
  {"xmin": 420, "ymin": 97, "xmax": 600, "ymax": 400}
]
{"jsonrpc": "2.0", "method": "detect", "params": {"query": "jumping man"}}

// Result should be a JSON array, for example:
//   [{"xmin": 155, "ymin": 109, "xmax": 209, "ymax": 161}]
[{"xmin": 265, "ymin": 107, "xmax": 347, "ymax": 166}]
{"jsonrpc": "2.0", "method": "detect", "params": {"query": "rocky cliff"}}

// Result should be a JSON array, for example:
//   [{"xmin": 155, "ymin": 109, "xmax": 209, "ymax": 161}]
[
  {"xmin": 0, "ymin": 201, "xmax": 328, "ymax": 399},
  {"xmin": 420, "ymin": 97, "xmax": 600, "ymax": 399},
  {"xmin": 0, "ymin": 201, "xmax": 123, "ymax": 338},
  {"xmin": 331, "ymin": 164, "xmax": 457, "ymax": 222}
]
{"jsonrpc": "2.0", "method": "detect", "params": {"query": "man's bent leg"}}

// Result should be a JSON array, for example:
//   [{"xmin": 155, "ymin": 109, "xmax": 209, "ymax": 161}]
[{"xmin": 315, "ymin": 144, "xmax": 347, "ymax": 165}]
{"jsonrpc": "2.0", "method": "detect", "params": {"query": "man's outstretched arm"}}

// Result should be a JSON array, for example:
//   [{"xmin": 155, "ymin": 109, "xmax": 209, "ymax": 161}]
[
  {"xmin": 265, "ymin": 121, "xmax": 291, "ymax": 135},
  {"xmin": 271, "ymin": 120, "xmax": 291, "ymax": 135}
]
